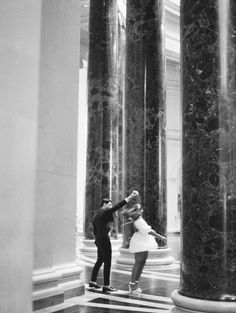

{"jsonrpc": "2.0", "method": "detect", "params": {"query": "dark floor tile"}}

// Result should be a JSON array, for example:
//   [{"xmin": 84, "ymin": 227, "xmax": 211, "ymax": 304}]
[
  {"xmin": 106, "ymin": 292, "xmax": 173, "ymax": 305},
  {"xmin": 87, "ymin": 288, "xmax": 172, "ymax": 303},
  {"xmin": 88, "ymin": 297, "xmax": 164, "ymax": 309},
  {"xmin": 74, "ymin": 307, "xmax": 156, "ymax": 313}
]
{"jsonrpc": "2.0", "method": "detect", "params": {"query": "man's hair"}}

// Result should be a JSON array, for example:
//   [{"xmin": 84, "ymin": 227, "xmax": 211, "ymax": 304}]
[{"xmin": 101, "ymin": 198, "xmax": 112, "ymax": 207}]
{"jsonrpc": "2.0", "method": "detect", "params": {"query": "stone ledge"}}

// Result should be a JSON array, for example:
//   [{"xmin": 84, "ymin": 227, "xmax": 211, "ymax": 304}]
[{"xmin": 32, "ymin": 264, "xmax": 84, "ymax": 311}]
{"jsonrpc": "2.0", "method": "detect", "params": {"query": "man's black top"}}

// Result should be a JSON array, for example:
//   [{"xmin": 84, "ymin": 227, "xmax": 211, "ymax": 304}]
[{"xmin": 93, "ymin": 200, "xmax": 127, "ymax": 243}]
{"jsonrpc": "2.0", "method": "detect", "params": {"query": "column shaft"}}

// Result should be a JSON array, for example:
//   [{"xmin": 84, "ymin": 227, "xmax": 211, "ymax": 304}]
[
  {"xmin": 145, "ymin": 0, "xmax": 167, "ymax": 243},
  {"xmin": 33, "ymin": 1, "xmax": 83, "ymax": 310},
  {"xmin": 85, "ymin": 0, "xmax": 118, "ymax": 239},
  {"xmin": 125, "ymin": 0, "xmax": 166, "ymax": 245},
  {"xmin": 116, "ymin": 15, "xmax": 126, "ymax": 233},
  {"xmin": 179, "ymin": 0, "xmax": 236, "ymax": 302},
  {"xmin": 0, "ymin": 1, "xmax": 40, "ymax": 312}
]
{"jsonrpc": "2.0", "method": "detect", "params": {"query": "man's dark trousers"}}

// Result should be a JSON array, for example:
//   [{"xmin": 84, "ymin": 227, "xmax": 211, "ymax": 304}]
[{"xmin": 90, "ymin": 238, "xmax": 111, "ymax": 286}]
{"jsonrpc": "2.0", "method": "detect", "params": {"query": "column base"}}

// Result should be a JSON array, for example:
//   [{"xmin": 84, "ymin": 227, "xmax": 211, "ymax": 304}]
[
  {"xmin": 55, "ymin": 263, "xmax": 84, "ymax": 299},
  {"xmin": 33, "ymin": 263, "xmax": 84, "ymax": 311},
  {"xmin": 79, "ymin": 236, "xmax": 123, "ymax": 257},
  {"xmin": 171, "ymin": 290, "xmax": 236, "ymax": 313},
  {"xmin": 115, "ymin": 247, "xmax": 175, "ymax": 270}
]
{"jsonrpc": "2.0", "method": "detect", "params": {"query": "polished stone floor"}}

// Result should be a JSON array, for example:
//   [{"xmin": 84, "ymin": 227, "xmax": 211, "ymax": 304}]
[
  {"xmin": 79, "ymin": 256, "xmax": 180, "ymax": 313},
  {"xmin": 35, "ymin": 234, "xmax": 182, "ymax": 313},
  {"xmin": 35, "ymin": 236, "xmax": 236, "ymax": 313},
  {"xmin": 37, "ymin": 255, "xmax": 180, "ymax": 313}
]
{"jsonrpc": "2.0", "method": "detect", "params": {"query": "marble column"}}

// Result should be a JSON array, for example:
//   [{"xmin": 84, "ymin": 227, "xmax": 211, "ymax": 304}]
[
  {"xmin": 33, "ymin": 1, "xmax": 84, "ymax": 311},
  {"xmin": 171, "ymin": 1, "xmax": 236, "ymax": 312},
  {"xmin": 116, "ymin": 14, "xmax": 126, "ymax": 234},
  {"xmin": 81, "ymin": 0, "xmax": 122, "ymax": 253},
  {"xmin": 116, "ymin": 0, "xmax": 174, "ymax": 269}
]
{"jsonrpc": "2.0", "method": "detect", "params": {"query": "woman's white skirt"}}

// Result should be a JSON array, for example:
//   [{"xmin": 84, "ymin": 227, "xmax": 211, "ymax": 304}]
[{"xmin": 129, "ymin": 232, "xmax": 158, "ymax": 253}]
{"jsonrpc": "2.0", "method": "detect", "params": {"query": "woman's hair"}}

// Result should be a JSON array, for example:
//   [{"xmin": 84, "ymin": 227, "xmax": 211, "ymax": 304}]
[
  {"xmin": 124, "ymin": 204, "xmax": 141, "ymax": 218},
  {"xmin": 132, "ymin": 204, "xmax": 141, "ymax": 211}
]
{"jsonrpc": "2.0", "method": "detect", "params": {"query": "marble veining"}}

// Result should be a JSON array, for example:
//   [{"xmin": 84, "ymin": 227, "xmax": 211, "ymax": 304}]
[
  {"xmin": 85, "ymin": 1, "xmax": 118, "ymax": 239},
  {"xmin": 180, "ymin": 0, "xmax": 236, "ymax": 301},
  {"xmin": 124, "ymin": 0, "xmax": 167, "ymax": 247}
]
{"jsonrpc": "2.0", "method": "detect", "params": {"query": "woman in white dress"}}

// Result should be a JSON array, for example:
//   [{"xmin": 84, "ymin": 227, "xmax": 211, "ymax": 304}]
[{"xmin": 125, "ymin": 204, "xmax": 166, "ymax": 294}]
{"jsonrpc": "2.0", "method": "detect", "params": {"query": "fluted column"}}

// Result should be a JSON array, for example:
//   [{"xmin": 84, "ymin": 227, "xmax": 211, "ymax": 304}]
[
  {"xmin": 116, "ymin": 0, "xmax": 174, "ymax": 269},
  {"xmin": 84, "ymin": 1, "xmax": 118, "ymax": 239},
  {"xmin": 171, "ymin": 1, "xmax": 236, "ymax": 312}
]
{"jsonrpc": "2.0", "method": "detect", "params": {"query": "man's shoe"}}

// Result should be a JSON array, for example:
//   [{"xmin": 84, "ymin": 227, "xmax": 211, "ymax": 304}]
[
  {"xmin": 102, "ymin": 286, "xmax": 117, "ymax": 292},
  {"xmin": 89, "ymin": 282, "xmax": 101, "ymax": 289}
]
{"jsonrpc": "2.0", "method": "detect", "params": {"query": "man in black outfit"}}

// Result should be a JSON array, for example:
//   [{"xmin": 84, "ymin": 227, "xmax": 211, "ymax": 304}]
[{"xmin": 89, "ymin": 190, "xmax": 139, "ymax": 292}]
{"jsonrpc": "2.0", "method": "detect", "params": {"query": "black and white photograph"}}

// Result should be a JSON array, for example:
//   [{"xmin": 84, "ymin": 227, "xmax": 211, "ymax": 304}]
[{"xmin": 1, "ymin": 1, "xmax": 236, "ymax": 313}]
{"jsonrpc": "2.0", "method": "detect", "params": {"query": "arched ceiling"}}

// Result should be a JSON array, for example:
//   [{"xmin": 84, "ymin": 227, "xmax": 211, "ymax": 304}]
[{"xmin": 80, "ymin": 0, "xmax": 180, "ymax": 62}]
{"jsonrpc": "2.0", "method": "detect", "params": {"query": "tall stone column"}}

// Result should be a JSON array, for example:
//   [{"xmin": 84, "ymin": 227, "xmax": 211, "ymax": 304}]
[
  {"xmin": 81, "ymin": 0, "xmax": 121, "ymax": 254},
  {"xmin": 171, "ymin": 1, "xmax": 236, "ymax": 312},
  {"xmin": 0, "ymin": 1, "xmax": 41, "ymax": 312},
  {"xmin": 33, "ymin": 1, "xmax": 84, "ymax": 311},
  {"xmin": 144, "ymin": 1, "xmax": 167, "ymax": 245},
  {"xmin": 116, "ymin": 0, "xmax": 174, "ymax": 269},
  {"xmin": 116, "ymin": 14, "xmax": 126, "ymax": 234}
]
